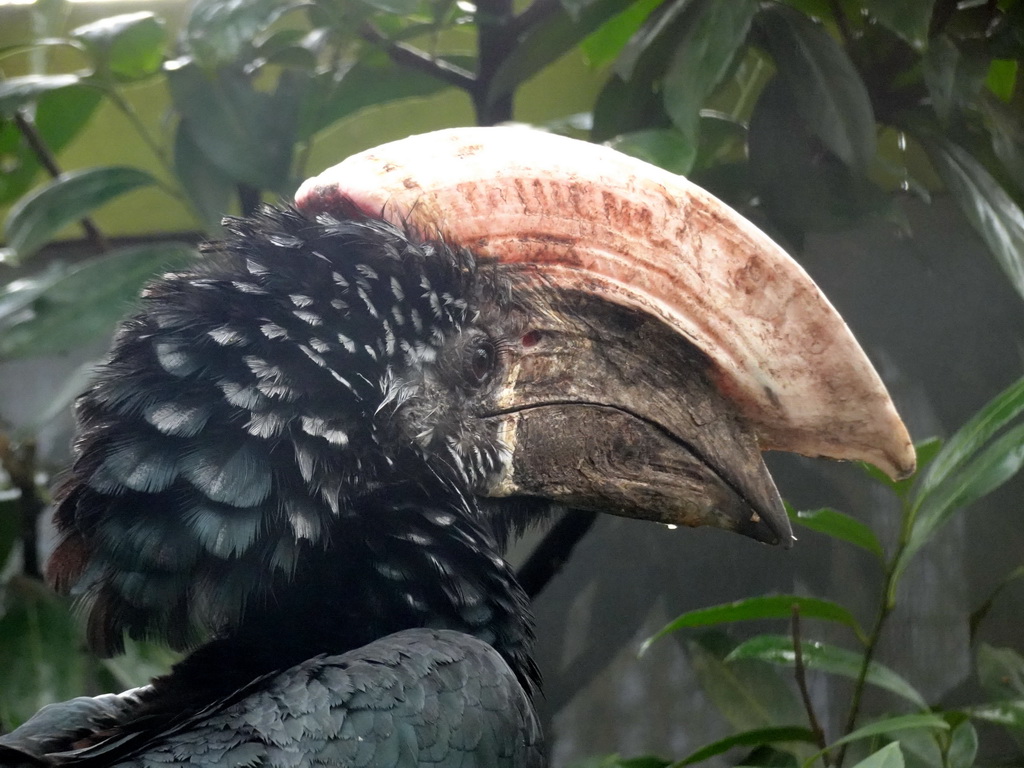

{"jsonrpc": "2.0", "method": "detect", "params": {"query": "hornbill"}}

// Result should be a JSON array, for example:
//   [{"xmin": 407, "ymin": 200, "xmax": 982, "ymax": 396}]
[{"xmin": 0, "ymin": 127, "xmax": 914, "ymax": 768}]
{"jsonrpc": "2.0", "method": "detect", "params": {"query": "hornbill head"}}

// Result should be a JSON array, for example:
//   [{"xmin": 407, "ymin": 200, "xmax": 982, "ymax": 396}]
[
  {"xmin": 295, "ymin": 127, "xmax": 914, "ymax": 542},
  {"xmin": 48, "ymin": 127, "xmax": 914, "ymax": 655}
]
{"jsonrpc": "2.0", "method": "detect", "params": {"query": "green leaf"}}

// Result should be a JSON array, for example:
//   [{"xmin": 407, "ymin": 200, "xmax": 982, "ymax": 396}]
[
  {"xmin": 301, "ymin": 61, "xmax": 453, "ymax": 140},
  {"xmin": 32, "ymin": 83, "xmax": 104, "ymax": 158},
  {"xmin": 182, "ymin": 0, "xmax": 292, "ymax": 68},
  {"xmin": 886, "ymin": 723, "xmax": 942, "ymax": 768},
  {"xmin": 99, "ymin": 637, "xmax": 179, "ymax": 690},
  {"xmin": 0, "ymin": 84, "xmax": 104, "ymax": 208},
  {"xmin": 25, "ymin": 357, "xmax": 99, "ymax": 431},
  {"xmin": 643, "ymin": 596, "xmax": 867, "ymax": 653},
  {"xmin": 614, "ymin": 0, "xmax": 697, "ymax": 81},
  {"xmin": 970, "ymin": 564, "xmax": 1024, "ymax": 640},
  {"xmin": 979, "ymin": 96, "xmax": 1024, "ymax": 195},
  {"xmin": 831, "ymin": 714, "xmax": 949, "ymax": 748},
  {"xmin": 922, "ymin": 36, "xmax": 988, "ymax": 126},
  {"xmin": 986, "ymin": 58, "xmax": 1018, "ymax": 102},
  {"xmin": 691, "ymin": 110, "xmax": 747, "ymax": 172},
  {"xmin": 566, "ymin": 756, "xmax": 670, "ymax": 768},
  {"xmin": 166, "ymin": 61, "xmax": 297, "ymax": 192},
  {"xmin": 674, "ymin": 726, "xmax": 817, "ymax": 767},
  {"xmin": 788, "ymin": 506, "xmax": 885, "ymax": 560},
  {"xmin": 661, "ymin": 0, "xmax": 757, "ymax": 151},
  {"xmin": 748, "ymin": 76, "xmax": 886, "ymax": 238},
  {"xmin": 0, "ymin": 262, "xmax": 65, "ymax": 321},
  {"xmin": 691, "ymin": 160, "xmax": 754, "ymax": 211},
  {"xmin": 173, "ymin": 122, "xmax": 234, "ymax": 233},
  {"xmin": 946, "ymin": 719, "xmax": 978, "ymax": 768},
  {"xmin": 688, "ymin": 634, "xmax": 803, "ymax": 731},
  {"xmin": 977, "ymin": 644, "xmax": 1024, "ymax": 699},
  {"xmin": 357, "ymin": 0, "xmax": 419, "ymax": 13},
  {"xmin": 918, "ymin": 133, "xmax": 1024, "ymax": 304},
  {"xmin": 591, "ymin": 70, "xmax": 667, "ymax": 142},
  {"xmin": 0, "ymin": 242, "xmax": 197, "ymax": 360},
  {"xmin": 0, "ymin": 74, "xmax": 80, "ymax": 118},
  {"xmin": 0, "ymin": 122, "xmax": 36, "ymax": 209},
  {"xmin": 860, "ymin": 0, "xmax": 935, "ymax": 51},
  {"xmin": 726, "ymin": 635, "xmax": 928, "ymax": 709},
  {"xmin": 916, "ymin": 375, "xmax": 1024, "ymax": 501},
  {"xmin": 71, "ymin": 12, "xmax": 166, "ymax": 81},
  {"xmin": 605, "ymin": 128, "xmax": 695, "ymax": 175},
  {"xmin": 753, "ymin": 4, "xmax": 876, "ymax": 171},
  {"xmin": 3, "ymin": 166, "xmax": 157, "ymax": 262},
  {"xmin": 965, "ymin": 699, "xmax": 1024, "ymax": 728},
  {"xmin": 488, "ymin": 0, "xmax": 632, "ymax": 103},
  {"xmin": 251, "ymin": 27, "xmax": 318, "ymax": 70},
  {"xmin": 0, "ymin": 38, "xmax": 82, "ymax": 62},
  {"xmin": 0, "ymin": 576, "xmax": 95, "ymax": 729},
  {"xmin": 737, "ymin": 745, "xmax": 800, "ymax": 767},
  {"xmin": 896, "ymin": 411, "xmax": 1024, "ymax": 588},
  {"xmin": 846, "ymin": 742, "xmax": 904, "ymax": 768},
  {"xmin": 579, "ymin": 0, "xmax": 661, "ymax": 69}
]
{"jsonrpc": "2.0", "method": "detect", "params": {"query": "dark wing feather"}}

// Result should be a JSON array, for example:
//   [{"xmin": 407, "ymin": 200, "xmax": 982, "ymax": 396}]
[
  {"xmin": 44, "ymin": 629, "xmax": 541, "ymax": 768},
  {"xmin": 0, "ymin": 689, "xmax": 147, "ymax": 765}
]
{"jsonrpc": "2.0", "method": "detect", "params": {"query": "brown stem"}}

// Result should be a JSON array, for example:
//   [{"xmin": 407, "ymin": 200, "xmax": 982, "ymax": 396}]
[
  {"xmin": 359, "ymin": 23, "xmax": 476, "ymax": 91},
  {"xmin": 791, "ymin": 605, "xmax": 829, "ymax": 759},
  {"xmin": 517, "ymin": 510, "xmax": 597, "ymax": 599},
  {"xmin": 835, "ymin": 588, "xmax": 893, "ymax": 767},
  {"xmin": 0, "ymin": 434, "xmax": 42, "ymax": 579},
  {"xmin": 473, "ymin": 0, "xmax": 516, "ymax": 125},
  {"xmin": 13, "ymin": 111, "xmax": 109, "ymax": 255}
]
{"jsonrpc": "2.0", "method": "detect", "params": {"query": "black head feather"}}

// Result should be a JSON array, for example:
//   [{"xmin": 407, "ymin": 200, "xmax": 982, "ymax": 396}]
[{"xmin": 49, "ymin": 206, "xmax": 536, "ymax": 688}]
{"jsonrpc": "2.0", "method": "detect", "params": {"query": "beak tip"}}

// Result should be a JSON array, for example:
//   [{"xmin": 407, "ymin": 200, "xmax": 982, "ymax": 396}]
[{"xmin": 734, "ymin": 510, "xmax": 794, "ymax": 548}]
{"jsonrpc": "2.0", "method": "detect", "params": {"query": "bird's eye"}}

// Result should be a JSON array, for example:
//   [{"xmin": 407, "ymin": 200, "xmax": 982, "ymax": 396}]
[{"xmin": 466, "ymin": 340, "xmax": 497, "ymax": 387}]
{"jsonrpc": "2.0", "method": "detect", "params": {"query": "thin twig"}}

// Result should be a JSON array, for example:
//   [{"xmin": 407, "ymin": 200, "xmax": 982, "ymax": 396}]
[
  {"xmin": 835, "ymin": 494, "xmax": 916, "ymax": 767},
  {"xmin": 834, "ymin": 580, "xmax": 894, "ymax": 767},
  {"xmin": 13, "ymin": 111, "xmax": 109, "ymax": 254},
  {"xmin": 359, "ymin": 23, "xmax": 476, "ymax": 92},
  {"xmin": 791, "ymin": 605, "xmax": 829, "ymax": 759},
  {"xmin": 517, "ymin": 510, "xmax": 598, "ymax": 599}
]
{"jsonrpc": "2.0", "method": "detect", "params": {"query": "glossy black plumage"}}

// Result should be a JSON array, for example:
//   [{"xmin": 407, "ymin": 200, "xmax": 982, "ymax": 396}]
[
  {"xmin": 7, "ymin": 207, "xmax": 546, "ymax": 767},
  {"xmin": 3, "ymin": 631, "xmax": 541, "ymax": 768}
]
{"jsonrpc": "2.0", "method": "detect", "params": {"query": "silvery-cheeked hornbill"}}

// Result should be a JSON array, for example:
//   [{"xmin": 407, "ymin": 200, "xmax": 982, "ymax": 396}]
[{"xmin": 0, "ymin": 128, "xmax": 914, "ymax": 768}]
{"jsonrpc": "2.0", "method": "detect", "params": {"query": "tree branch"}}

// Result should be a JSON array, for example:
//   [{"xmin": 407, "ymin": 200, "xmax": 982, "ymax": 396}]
[
  {"xmin": 512, "ymin": 0, "xmax": 563, "ymax": 37},
  {"xmin": 473, "ymin": 0, "xmax": 516, "ymax": 125},
  {"xmin": 359, "ymin": 23, "xmax": 476, "ymax": 92},
  {"xmin": 14, "ymin": 111, "xmax": 109, "ymax": 255},
  {"xmin": 518, "ymin": 510, "xmax": 598, "ymax": 600}
]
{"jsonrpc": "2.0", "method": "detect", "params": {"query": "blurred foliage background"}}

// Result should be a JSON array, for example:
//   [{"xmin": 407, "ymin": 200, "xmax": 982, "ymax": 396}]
[{"xmin": 1, "ymin": 1, "xmax": 1024, "ymax": 766}]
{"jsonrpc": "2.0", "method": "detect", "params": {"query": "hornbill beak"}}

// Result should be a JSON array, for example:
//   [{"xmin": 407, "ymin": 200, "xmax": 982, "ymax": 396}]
[{"xmin": 297, "ymin": 127, "xmax": 915, "ymax": 547}]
